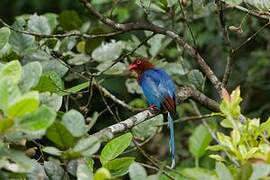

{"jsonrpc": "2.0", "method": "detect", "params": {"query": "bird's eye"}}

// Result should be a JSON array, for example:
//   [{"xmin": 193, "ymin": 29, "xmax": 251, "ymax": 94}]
[{"xmin": 137, "ymin": 60, "xmax": 142, "ymax": 64}]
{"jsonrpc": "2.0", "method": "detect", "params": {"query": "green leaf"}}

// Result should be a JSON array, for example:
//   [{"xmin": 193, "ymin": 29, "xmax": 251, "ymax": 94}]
[
  {"xmin": 67, "ymin": 53, "xmax": 91, "ymax": 65},
  {"xmin": 19, "ymin": 105, "xmax": 56, "ymax": 131},
  {"xmin": 19, "ymin": 61, "xmax": 42, "ymax": 92},
  {"xmin": 129, "ymin": 162, "xmax": 147, "ymax": 180},
  {"xmin": 57, "ymin": 82, "xmax": 89, "ymax": 96},
  {"xmin": 0, "ymin": 146, "xmax": 35, "ymax": 173},
  {"xmin": 73, "ymin": 136, "xmax": 100, "ymax": 156},
  {"xmin": 100, "ymin": 133, "xmax": 133, "ymax": 165},
  {"xmin": 44, "ymin": 161, "xmax": 65, "ymax": 180},
  {"xmin": 147, "ymin": 34, "xmax": 165, "ymax": 57},
  {"xmin": 42, "ymin": 146, "xmax": 62, "ymax": 156},
  {"xmin": 62, "ymin": 109, "xmax": 87, "ymax": 137},
  {"xmin": 46, "ymin": 121, "xmax": 76, "ymax": 149},
  {"xmin": 0, "ymin": 27, "xmax": 10, "ymax": 50},
  {"xmin": 39, "ymin": 92, "xmax": 63, "ymax": 111},
  {"xmin": 44, "ymin": 13, "xmax": 59, "ymax": 31},
  {"xmin": 226, "ymin": 0, "xmax": 242, "ymax": 5},
  {"xmin": 8, "ymin": 91, "xmax": 39, "ymax": 118},
  {"xmin": 215, "ymin": 162, "xmax": 233, "ymax": 180},
  {"xmin": 237, "ymin": 163, "xmax": 253, "ymax": 180},
  {"xmin": 250, "ymin": 163, "xmax": 270, "ymax": 180},
  {"xmin": 34, "ymin": 71, "xmax": 64, "ymax": 93},
  {"xmin": 59, "ymin": 10, "xmax": 82, "ymax": 30},
  {"xmin": 209, "ymin": 154, "xmax": 226, "ymax": 162},
  {"xmin": 125, "ymin": 78, "xmax": 143, "ymax": 94},
  {"xmin": 94, "ymin": 168, "xmax": 111, "ymax": 180},
  {"xmin": 27, "ymin": 14, "xmax": 51, "ymax": 35},
  {"xmin": 132, "ymin": 114, "xmax": 163, "ymax": 140},
  {"xmin": 181, "ymin": 168, "xmax": 218, "ymax": 180},
  {"xmin": 220, "ymin": 87, "xmax": 242, "ymax": 121},
  {"xmin": 0, "ymin": 60, "xmax": 22, "ymax": 84},
  {"xmin": 92, "ymin": 40, "xmax": 125, "ymax": 62},
  {"xmin": 188, "ymin": 69, "xmax": 205, "ymax": 90},
  {"xmin": 0, "ymin": 79, "xmax": 9, "ymax": 112},
  {"xmin": 104, "ymin": 157, "xmax": 135, "ymax": 176},
  {"xmin": 77, "ymin": 160, "xmax": 93, "ymax": 180},
  {"xmin": 96, "ymin": 61, "xmax": 126, "ymax": 75},
  {"xmin": 189, "ymin": 125, "xmax": 212, "ymax": 158},
  {"xmin": 9, "ymin": 18, "xmax": 35, "ymax": 54}
]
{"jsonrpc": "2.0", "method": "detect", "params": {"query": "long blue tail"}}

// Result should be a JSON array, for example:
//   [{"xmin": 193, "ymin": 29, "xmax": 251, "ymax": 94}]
[{"xmin": 168, "ymin": 112, "xmax": 175, "ymax": 168}]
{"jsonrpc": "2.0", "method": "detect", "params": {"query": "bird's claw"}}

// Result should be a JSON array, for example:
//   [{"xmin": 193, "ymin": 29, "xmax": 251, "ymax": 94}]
[{"xmin": 148, "ymin": 105, "xmax": 159, "ymax": 113}]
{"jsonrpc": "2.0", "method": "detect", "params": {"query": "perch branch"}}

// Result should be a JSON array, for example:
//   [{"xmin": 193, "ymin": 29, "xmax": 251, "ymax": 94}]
[{"xmin": 93, "ymin": 86, "xmax": 219, "ymax": 141}]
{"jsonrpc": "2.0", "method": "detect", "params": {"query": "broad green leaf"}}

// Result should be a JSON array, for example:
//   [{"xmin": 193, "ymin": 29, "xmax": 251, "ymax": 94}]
[
  {"xmin": 188, "ymin": 69, "xmax": 205, "ymax": 90},
  {"xmin": 0, "ymin": 60, "xmax": 22, "ymax": 84},
  {"xmin": 237, "ymin": 163, "xmax": 253, "ymax": 180},
  {"xmin": 104, "ymin": 157, "xmax": 135, "ymax": 176},
  {"xmin": 73, "ymin": 136, "xmax": 100, "ymax": 156},
  {"xmin": 58, "ymin": 36, "xmax": 77, "ymax": 53},
  {"xmin": 189, "ymin": 125, "xmax": 212, "ymax": 158},
  {"xmin": 34, "ymin": 71, "xmax": 64, "ymax": 93},
  {"xmin": 215, "ymin": 162, "xmax": 233, "ymax": 180},
  {"xmin": 42, "ymin": 146, "xmax": 62, "ymax": 156},
  {"xmin": 77, "ymin": 160, "xmax": 93, "ymax": 180},
  {"xmin": 9, "ymin": 18, "xmax": 35, "ymax": 54},
  {"xmin": 8, "ymin": 91, "xmax": 39, "ymax": 118},
  {"xmin": 96, "ymin": 61, "xmax": 126, "ymax": 75},
  {"xmin": 181, "ymin": 168, "xmax": 218, "ymax": 180},
  {"xmin": 62, "ymin": 109, "xmax": 87, "ymax": 137},
  {"xmin": 59, "ymin": 10, "xmax": 82, "ymax": 30},
  {"xmin": 0, "ymin": 147, "xmax": 35, "ymax": 173},
  {"xmin": 22, "ymin": 49, "xmax": 68, "ymax": 77},
  {"xmin": 46, "ymin": 121, "xmax": 76, "ymax": 149},
  {"xmin": 132, "ymin": 114, "xmax": 163, "ymax": 140},
  {"xmin": 19, "ymin": 61, "xmax": 42, "ymax": 92},
  {"xmin": 40, "ymin": 92, "xmax": 63, "ymax": 111},
  {"xmin": 244, "ymin": 0, "xmax": 270, "ymax": 10},
  {"xmin": 67, "ymin": 53, "xmax": 91, "ymax": 65},
  {"xmin": 44, "ymin": 13, "xmax": 59, "ymax": 31},
  {"xmin": 225, "ymin": 0, "xmax": 243, "ymax": 5},
  {"xmin": 216, "ymin": 132, "xmax": 233, "ymax": 149},
  {"xmin": 100, "ymin": 133, "xmax": 133, "ymax": 165},
  {"xmin": 148, "ymin": 34, "xmax": 165, "ymax": 57},
  {"xmin": 92, "ymin": 40, "xmax": 125, "ymax": 62},
  {"xmin": 44, "ymin": 161, "xmax": 65, "ymax": 180},
  {"xmin": 129, "ymin": 162, "xmax": 147, "ymax": 180},
  {"xmin": 125, "ymin": 78, "xmax": 143, "ymax": 94},
  {"xmin": 94, "ymin": 168, "xmax": 111, "ymax": 180},
  {"xmin": 0, "ymin": 27, "xmax": 10, "ymax": 50},
  {"xmin": 250, "ymin": 163, "xmax": 270, "ymax": 180},
  {"xmin": 19, "ymin": 105, "xmax": 56, "ymax": 131},
  {"xmin": 0, "ymin": 79, "xmax": 9, "ymax": 112},
  {"xmin": 27, "ymin": 14, "xmax": 51, "ymax": 35}
]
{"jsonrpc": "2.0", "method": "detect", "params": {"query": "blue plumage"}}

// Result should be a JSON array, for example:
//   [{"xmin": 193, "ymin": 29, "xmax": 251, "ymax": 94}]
[
  {"xmin": 139, "ymin": 68, "xmax": 176, "ymax": 168},
  {"xmin": 129, "ymin": 59, "xmax": 177, "ymax": 168}
]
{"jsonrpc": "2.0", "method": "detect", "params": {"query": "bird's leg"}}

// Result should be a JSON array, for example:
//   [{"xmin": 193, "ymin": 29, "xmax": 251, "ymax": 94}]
[{"xmin": 148, "ymin": 104, "xmax": 160, "ymax": 114}]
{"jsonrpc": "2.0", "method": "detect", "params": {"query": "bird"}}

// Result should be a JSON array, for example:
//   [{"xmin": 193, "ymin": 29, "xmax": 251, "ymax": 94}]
[{"xmin": 128, "ymin": 57, "xmax": 177, "ymax": 168}]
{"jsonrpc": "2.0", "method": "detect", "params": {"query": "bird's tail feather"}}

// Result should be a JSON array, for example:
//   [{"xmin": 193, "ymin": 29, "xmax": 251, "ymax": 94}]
[{"xmin": 168, "ymin": 112, "xmax": 175, "ymax": 168}]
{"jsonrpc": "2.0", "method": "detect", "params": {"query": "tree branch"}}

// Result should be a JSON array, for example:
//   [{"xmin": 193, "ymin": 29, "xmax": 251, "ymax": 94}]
[
  {"xmin": 79, "ymin": 0, "xmax": 225, "ymax": 98},
  {"xmin": 93, "ymin": 86, "xmax": 219, "ymax": 141}
]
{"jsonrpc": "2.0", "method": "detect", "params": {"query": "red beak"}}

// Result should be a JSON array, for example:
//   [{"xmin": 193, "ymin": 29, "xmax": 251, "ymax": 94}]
[{"xmin": 128, "ymin": 64, "xmax": 137, "ymax": 71}]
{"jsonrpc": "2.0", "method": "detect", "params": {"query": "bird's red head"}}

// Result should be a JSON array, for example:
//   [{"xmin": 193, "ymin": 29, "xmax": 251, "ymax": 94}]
[{"xmin": 128, "ymin": 58, "xmax": 154, "ymax": 75}]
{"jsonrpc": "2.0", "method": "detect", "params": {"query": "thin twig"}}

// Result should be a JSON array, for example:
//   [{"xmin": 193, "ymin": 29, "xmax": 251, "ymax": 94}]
[{"xmin": 0, "ymin": 17, "xmax": 123, "ymax": 39}]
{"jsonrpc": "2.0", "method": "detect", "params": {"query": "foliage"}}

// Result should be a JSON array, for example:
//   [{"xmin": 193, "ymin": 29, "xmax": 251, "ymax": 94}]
[{"xmin": 0, "ymin": 0, "xmax": 270, "ymax": 179}]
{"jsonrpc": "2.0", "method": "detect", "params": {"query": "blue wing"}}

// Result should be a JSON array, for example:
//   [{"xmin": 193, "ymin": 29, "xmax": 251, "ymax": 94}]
[{"xmin": 139, "ymin": 68, "xmax": 176, "ymax": 109}]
